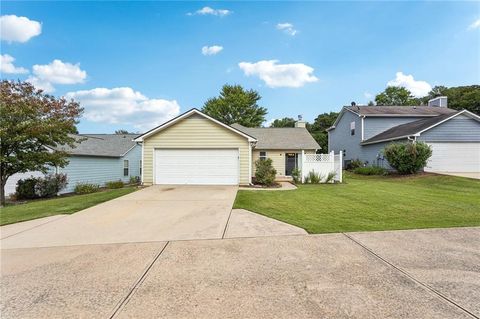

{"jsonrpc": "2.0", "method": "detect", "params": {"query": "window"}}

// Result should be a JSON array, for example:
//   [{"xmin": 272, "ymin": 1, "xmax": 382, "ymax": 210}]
[
  {"xmin": 123, "ymin": 160, "xmax": 129, "ymax": 176},
  {"xmin": 350, "ymin": 121, "xmax": 355, "ymax": 136},
  {"xmin": 139, "ymin": 160, "xmax": 142, "ymax": 176},
  {"xmin": 259, "ymin": 151, "xmax": 267, "ymax": 161}
]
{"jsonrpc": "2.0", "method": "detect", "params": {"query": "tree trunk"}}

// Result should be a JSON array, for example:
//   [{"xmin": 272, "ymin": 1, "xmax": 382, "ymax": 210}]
[{"xmin": 0, "ymin": 180, "xmax": 5, "ymax": 207}]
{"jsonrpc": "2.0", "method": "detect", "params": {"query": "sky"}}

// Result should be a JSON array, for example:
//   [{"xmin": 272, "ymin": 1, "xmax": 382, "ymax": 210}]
[{"xmin": 1, "ymin": 1, "xmax": 479, "ymax": 133}]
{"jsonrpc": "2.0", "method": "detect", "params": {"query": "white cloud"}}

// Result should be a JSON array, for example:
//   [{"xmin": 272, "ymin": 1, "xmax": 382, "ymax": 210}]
[
  {"xmin": 32, "ymin": 59, "xmax": 86, "ymax": 84},
  {"xmin": 0, "ymin": 54, "xmax": 28, "ymax": 74},
  {"xmin": 364, "ymin": 92, "xmax": 373, "ymax": 99},
  {"xmin": 188, "ymin": 6, "xmax": 232, "ymax": 17},
  {"xmin": 238, "ymin": 60, "xmax": 318, "ymax": 88},
  {"xmin": 202, "ymin": 45, "xmax": 223, "ymax": 56},
  {"xmin": 468, "ymin": 19, "xmax": 480, "ymax": 30},
  {"xmin": 26, "ymin": 59, "xmax": 87, "ymax": 92},
  {"xmin": 26, "ymin": 76, "xmax": 55, "ymax": 93},
  {"xmin": 276, "ymin": 22, "xmax": 297, "ymax": 36},
  {"xmin": 386, "ymin": 72, "xmax": 432, "ymax": 97},
  {"xmin": 0, "ymin": 15, "xmax": 42, "ymax": 43},
  {"xmin": 65, "ymin": 87, "xmax": 181, "ymax": 131}
]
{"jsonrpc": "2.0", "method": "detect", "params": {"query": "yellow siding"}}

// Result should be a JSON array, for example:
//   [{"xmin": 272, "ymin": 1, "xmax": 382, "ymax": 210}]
[
  {"xmin": 252, "ymin": 149, "xmax": 315, "ymax": 178},
  {"xmin": 143, "ymin": 115, "xmax": 251, "ymax": 185}
]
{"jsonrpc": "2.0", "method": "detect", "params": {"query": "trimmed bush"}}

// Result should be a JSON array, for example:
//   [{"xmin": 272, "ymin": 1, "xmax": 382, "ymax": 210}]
[
  {"xmin": 16, "ymin": 178, "xmax": 38, "ymax": 199},
  {"xmin": 74, "ymin": 183, "xmax": 100, "ymax": 194},
  {"xmin": 346, "ymin": 159, "xmax": 363, "ymax": 171},
  {"xmin": 106, "ymin": 180, "xmax": 124, "ymax": 189},
  {"xmin": 383, "ymin": 142, "xmax": 432, "ymax": 175},
  {"xmin": 354, "ymin": 166, "xmax": 387, "ymax": 176},
  {"xmin": 254, "ymin": 158, "xmax": 277, "ymax": 186},
  {"xmin": 291, "ymin": 167, "xmax": 301, "ymax": 184},
  {"xmin": 35, "ymin": 174, "xmax": 68, "ymax": 198},
  {"xmin": 15, "ymin": 174, "xmax": 68, "ymax": 199}
]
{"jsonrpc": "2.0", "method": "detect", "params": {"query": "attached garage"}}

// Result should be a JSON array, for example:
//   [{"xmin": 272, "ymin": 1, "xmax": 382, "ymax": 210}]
[
  {"xmin": 154, "ymin": 149, "xmax": 239, "ymax": 185},
  {"xmin": 135, "ymin": 109, "xmax": 256, "ymax": 186},
  {"xmin": 424, "ymin": 142, "xmax": 480, "ymax": 173}
]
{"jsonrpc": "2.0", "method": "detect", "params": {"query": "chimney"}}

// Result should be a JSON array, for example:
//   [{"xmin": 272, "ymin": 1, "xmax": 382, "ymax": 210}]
[
  {"xmin": 428, "ymin": 96, "xmax": 448, "ymax": 107},
  {"xmin": 295, "ymin": 114, "xmax": 306, "ymax": 128}
]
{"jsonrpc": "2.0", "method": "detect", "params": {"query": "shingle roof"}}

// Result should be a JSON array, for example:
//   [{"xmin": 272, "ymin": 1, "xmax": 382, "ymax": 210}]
[
  {"xmin": 55, "ymin": 134, "xmax": 139, "ymax": 157},
  {"xmin": 346, "ymin": 106, "xmax": 456, "ymax": 116},
  {"xmin": 361, "ymin": 112, "xmax": 458, "ymax": 145},
  {"xmin": 231, "ymin": 124, "xmax": 320, "ymax": 150}
]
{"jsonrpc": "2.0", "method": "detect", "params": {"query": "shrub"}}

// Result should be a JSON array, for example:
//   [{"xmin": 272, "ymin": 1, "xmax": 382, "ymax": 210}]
[
  {"xmin": 129, "ymin": 176, "xmax": 140, "ymax": 185},
  {"xmin": 306, "ymin": 170, "xmax": 322, "ymax": 184},
  {"xmin": 35, "ymin": 174, "xmax": 68, "ymax": 198},
  {"xmin": 354, "ymin": 166, "xmax": 387, "ymax": 176},
  {"xmin": 16, "ymin": 178, "xmax": 39, "ymax": 199},
  {"xmin": 291, "ymin": 167, "xmax": 301, "ymax": 184},
  {"xmin": 346, "ymin": 159, "xmax": 363, "ymax": 171},
  {"xmin": 325, "ymin": 171, "xmax": 337, "ymax": 183},
  {"xmin": 383, "ymin": 142, "xmax": 432, "ymax": 174},
  {"xmin": 254, "ymin": 158, "xmax": 277, "ymax": 186},
  {"xmin": 106, "ymin": 180, "xmax": 124, "ymax": 189},
  {"xmin": 74, "ymin": 183, "xmax": 100, "ymax": 194}
]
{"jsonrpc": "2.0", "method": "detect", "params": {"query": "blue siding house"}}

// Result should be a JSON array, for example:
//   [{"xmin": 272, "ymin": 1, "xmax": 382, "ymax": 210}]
[
  {"xmin": 5, "ymin": 134, "xmax": 142, "ymax": 196},
  {"xmin": 328, "ymin": 97, "xmax": 480, "ymax": 173},
  {"xmin": 55, "ymin": 134, "xmax": 142, "ymax": 193}
]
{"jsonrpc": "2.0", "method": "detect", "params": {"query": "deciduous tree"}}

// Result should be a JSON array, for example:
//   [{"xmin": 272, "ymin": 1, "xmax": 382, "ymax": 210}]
[
  {"xmin": 0, "ymin": 80, "xmax": 83, "ymax": 205},
  {"xmin": 202, "ymin": 84, "xmax": 267, "ymax": 127}
]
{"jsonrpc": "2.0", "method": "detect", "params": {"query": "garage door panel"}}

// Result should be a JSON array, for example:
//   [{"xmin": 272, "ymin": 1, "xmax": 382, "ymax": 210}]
[
  {"xmin": 155, "ymin": 149, "xmax": 239, "ymax": 185},
  {"xmin": 425, "ymin": 142, "xmax": 480, "ymax": 173}
]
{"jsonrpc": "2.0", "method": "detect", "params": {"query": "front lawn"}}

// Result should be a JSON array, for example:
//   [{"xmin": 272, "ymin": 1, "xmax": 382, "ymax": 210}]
[
  {"xmin": 234, "ymin": 173, "xmax": 480, "ymax": 233},
  {"xmin": 0, "ymin": 187, "xmax": 138, "ymax": 226}
]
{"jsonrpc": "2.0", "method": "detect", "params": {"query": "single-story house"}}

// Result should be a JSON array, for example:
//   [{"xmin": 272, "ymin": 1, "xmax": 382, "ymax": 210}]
[
  {"xmin": 5, "ymin": 134, "xmax": 142, "ymax": 196},
  {"xmin": 328, "ymin": 97, "xmax": 480, "ymax": 173},
  {"xmin": 134, "ymin": 108, "xmax": 320, "ymax": 185}
]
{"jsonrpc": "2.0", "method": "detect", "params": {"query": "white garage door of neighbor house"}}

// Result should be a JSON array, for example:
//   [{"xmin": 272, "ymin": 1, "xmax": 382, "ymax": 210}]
[
  {"xmin": 154, "ymin": 149, "xmax": 239, "ymax": 185},
  {"xmin": 425, "ymin": 142, "xmax": 480, "ymax": 173}
]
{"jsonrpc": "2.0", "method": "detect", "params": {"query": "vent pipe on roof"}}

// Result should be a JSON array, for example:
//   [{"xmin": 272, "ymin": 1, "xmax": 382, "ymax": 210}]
[{"xmin": 428, "ymin": 96, "xmax": 448, "ymax": 107}]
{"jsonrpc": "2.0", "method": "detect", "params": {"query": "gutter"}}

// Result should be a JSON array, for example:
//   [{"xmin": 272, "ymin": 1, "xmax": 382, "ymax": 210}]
[{"xmin": 361, "ymin": 133, "xmax": 420, "ymax": 146}]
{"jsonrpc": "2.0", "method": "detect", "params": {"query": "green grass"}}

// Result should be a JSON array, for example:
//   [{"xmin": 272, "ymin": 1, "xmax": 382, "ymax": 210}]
[
  {"xmin": 0, "ymin": 187, "xmax": 138, "ymax": 226},
  {"xmin": 234, "ymin": 172, "xmax": 480, "ymax": 233}
]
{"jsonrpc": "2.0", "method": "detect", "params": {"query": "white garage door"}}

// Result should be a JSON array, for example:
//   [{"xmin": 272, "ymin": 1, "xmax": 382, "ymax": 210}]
[
  {"xmin": 425, "ymin": 142, "xmax": 480, "ymax": 173},
  {"xmin": 154, "ymin": 149, "xmax": 239, "ymax": 185}
]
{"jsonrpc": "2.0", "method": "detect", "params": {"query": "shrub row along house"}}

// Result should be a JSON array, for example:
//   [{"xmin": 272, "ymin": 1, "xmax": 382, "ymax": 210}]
[
  {"xmin": 5, "ymin": 134, "xmax": 141, "ymax": 196},
  {"xmin": 328, "ymin": 97, "xmax": 480, "ymax": 173}
]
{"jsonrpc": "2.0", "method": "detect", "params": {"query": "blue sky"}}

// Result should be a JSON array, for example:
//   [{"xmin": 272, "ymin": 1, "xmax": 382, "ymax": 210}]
[{"xmin": 1, "ymin": 1, "xmax": 479, "ymax": 133}]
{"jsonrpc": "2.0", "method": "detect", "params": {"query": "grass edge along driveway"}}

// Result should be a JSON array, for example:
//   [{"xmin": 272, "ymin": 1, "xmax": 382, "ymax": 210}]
[
  {"xmin": 234, "ymin": 173, "xmax": 480, "ymax": 234},
  {"xmin": 0, "ymin": 187, "xmax": 138, "ymax": 226}
]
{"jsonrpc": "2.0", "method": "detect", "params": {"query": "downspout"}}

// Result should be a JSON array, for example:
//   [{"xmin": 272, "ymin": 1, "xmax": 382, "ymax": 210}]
[
  {"xmin": 248, "ymin": 141, "xmax": 255, "ymax": 185},
  {"xmin": 361, "ymin": 116, "xmax": 365, "ymax": 141}
]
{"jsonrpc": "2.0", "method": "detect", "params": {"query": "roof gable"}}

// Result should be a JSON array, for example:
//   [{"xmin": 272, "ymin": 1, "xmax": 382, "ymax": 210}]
[{"xmin": 134, "ymin": 109, "xmax": 257, "ymax": 142}]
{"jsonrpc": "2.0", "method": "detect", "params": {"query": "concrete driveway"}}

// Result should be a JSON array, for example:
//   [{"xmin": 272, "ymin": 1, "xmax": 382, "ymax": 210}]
[
  {"xmin": 1, "ymin": 186, "xmax": 305, "ymax": 249},
  {"xmin": 1, "ymin": 227, "xmax": 478, "ymax": 318},
  {"xmin": 1, "ymin": 185, "xmax": 238, "ymax": 248},
  {"xmin": 432, "ymin": 171, "xmax": 480, "ymax": 179}
]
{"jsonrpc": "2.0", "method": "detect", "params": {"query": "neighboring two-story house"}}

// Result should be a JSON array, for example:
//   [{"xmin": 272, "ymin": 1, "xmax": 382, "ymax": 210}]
[{"xmin": 327, "ymin": 97, "xmax": 480, "ymax": 173}]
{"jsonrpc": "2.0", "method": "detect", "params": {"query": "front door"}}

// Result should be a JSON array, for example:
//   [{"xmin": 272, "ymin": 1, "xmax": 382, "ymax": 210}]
[{"xmin": 285, "ymin": 153, "xmax": 297, "ymax": 176}]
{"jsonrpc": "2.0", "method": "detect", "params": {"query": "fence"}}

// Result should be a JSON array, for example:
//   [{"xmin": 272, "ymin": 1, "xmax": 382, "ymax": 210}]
[{"xmin": 301, "ymin": 151, "xmax": 342, "ymax": 183}]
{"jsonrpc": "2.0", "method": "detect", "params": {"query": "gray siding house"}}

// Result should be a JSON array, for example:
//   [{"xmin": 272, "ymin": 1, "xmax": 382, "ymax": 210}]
[
  {"xmin": 328, "ymin": 97, "xmax": 480, "ymax": 173},
  {"xmin": 5, "ymin": 134, "xmax": 142, "ymax": 196}
]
